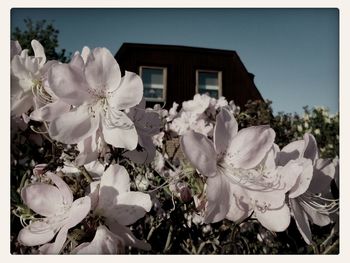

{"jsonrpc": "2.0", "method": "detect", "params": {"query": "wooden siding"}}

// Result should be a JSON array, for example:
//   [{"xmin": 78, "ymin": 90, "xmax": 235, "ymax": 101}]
[{"xmin": 115, "ymin": 43, "xmax": 263, "ymax": 109}]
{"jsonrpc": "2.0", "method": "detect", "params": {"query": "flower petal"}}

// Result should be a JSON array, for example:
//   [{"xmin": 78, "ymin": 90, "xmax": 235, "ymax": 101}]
[
  {"xmin": 290, "ymin": 199, "xmax": 312, "ymax": 244},
  {"xmin": 255, "ymin": 203, "xmax": 291, "ymax": 232},
  {"xmin": 101, "ymin": 164, "xmax": 130, "ymax": 193},
  {"xmin": 11, "ymin": 90, "xmax": 33, "ymax": 116},
  {"xmin": 76, "ymin": 134, "xmax": 99, "ymax": 166},
  {"xmin": 69, "ymin": 53, "xmax": 84, "ymax": 69},
  {"xmin": 278, "ymin": 160, "xmax": 304, "ymax": 193},
  {"xmin": 21, "ymin": 183, "xmax": 63, "ymax": 217},
  {"xmin": 65, "ymin": 196, "xmax": 91, "ymax": 229},
  {"xmin": 225, "ymin": 184, "xmax": 251, "ymax": 222},
  {"xmin": 84, "ymin": 47, "xmax": 121, "ymax": 92},
  {"xmin": 214, "ymin": 107, "xmax": 238, "ymax": 155},
  {"xmin": 108, "ymin": 71, "xmax": 143, "ymax": 110},
  {"xmin": 97, "ymin": 164, "xmax": 130, "ymax": 211},
  {"xmin": 277, "ymin": 140, "xmax": 304, "ymax": 166},
  {"xmin": 39, "ymin": 227, "xmax": 69, "ymax": 254},
  {"xmin": 308, "ymin": 158, "xmax": 335, "ymax": 193},
  {"xmin": 11, "ymin": 40, "xmax": 22, "ymax": 59},
  {"xmin": 204, "ymin": 175, "xmax": 231, "ymax": 223},
  {"xmin": 227, "ymin": 126, "xmax": 275, "ymax": 169},
  {"xmin": 46, "ymin": 172, "xmax": 73, "ymax": 206},
  {"xmin": 72, "ymin": 225, "xmax": 124, "ymax": 254},
  {"xmin": 108, "ymin": 192, "xmax": 152, "ymax": 225},
  {"xmin": 102, "ymin": 110, "xmax": 138, "ymax": 150},
  {"xmin": 180, "ymin": 131, "xmax": 217, "ymax": 178},
  {"xmin": 106, "ymin": 219, "xmax": 151, "ymax": 251},
  {"xmin": 81, "ymin": 46, "xmax": 90, "ymax": 64},
  {"xmin": 30, "ymin": 99, "xmax": 70, "ymax": 122},
  {"xmin": 48, "ymin": 63, "xmax": 92, "ymax": 105},
  {"xmin": 18, "ymin": 221, "xmax": 56, "ymax": 246},
  {"xmin": 49, "ymin": 104, "xmax": 99, "ymax": 144},
  {"xmin": 289, "ymin": 159, "xmax": 313, "ymax": 198},
  {"xmin": 31, "ymin": 40, "xmax": 46, "ymax": 66},
  {"xmin": 123, "ymin": 135, "xmax": 156, "ymax": 164},
  {"xmin": 302, "ymin": 133, "xmax": 319, "ymax": 162},
  {"xmin": 300, "ymin": 202, "xmax": 331, "ymax": 226}
]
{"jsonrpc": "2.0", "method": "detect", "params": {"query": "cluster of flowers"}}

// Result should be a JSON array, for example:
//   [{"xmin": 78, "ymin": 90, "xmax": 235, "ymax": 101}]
[{"xmin": 11, "ymin": 40, "xmax": 339, "ymax": 254}]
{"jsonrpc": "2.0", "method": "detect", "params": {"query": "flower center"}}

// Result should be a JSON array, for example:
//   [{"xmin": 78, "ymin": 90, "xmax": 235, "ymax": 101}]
[
  {"xmin": 297, "ymin": 191, "xmax": 339, "ymax": 214},
  {"xmin": 31, "ymin": 79, "xmax": 53, "ymax": 104},
  {"xmin": 217, "ymin": 160, "xmax": 282, "ymax": 192}
]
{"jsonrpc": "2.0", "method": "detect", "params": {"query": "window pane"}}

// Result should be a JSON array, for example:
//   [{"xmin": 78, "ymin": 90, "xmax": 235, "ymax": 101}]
[
  {"xmin": 142, "ymin": 68, "xmax": 164, "ymax": 88},
  {"xmin": 141, "ymin": 67, "xmax": 165, "ymax": 101},
  {"xmin": 144, "ymin": 86, "xmax": 163, "ymax": 99},
  {"xmin": 198, "ymin": 71, "xmax": 220, "ymax": 98},
  {"xmin": 198, "ymin": 72, "xmax": 218, "ymax": 90}
]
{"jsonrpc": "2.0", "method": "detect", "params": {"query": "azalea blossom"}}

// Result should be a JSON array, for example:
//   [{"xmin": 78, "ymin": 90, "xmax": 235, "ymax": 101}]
[
  {"xmin": 47, "ymin": 47, "xmax": 143, "ymax": 150},
  {"xmin": 18, "ymin": 171, "xmax": 91, "ymax": 254},
  {"xmin": 72, "ymin": 225, "xmax": 125, "ymax": 254},
  {"xmin": 181, "ymin": 93, "xmax": 211, "ymax": 116},
  {"xmin": 88, "ymin": 164, "xmax": 152, "ymax": 250},
  {"xmin": 278, "ymin": 133, "xmax": 339, "ymax": 244},
  {"xmin": 29, "ymin": 54, "xmax": 90, "ymax": 123},
  {"xmin": 181, "ymin": 108, "xmax": 300, "ymax": 231},
  {"xmin": 170, "ymin": 111, "xmax": 213, "ymax": 136},
  {"xmin": 11, "ymin": 40, "xmax": 55, "ymax": 116},
  {"xmin": 11, "ymin": 40, "xmax": 22, "ymax": 60},
  {"xmin": 123, "ymin": 99, "xmax": 161, "ymax": 164}
]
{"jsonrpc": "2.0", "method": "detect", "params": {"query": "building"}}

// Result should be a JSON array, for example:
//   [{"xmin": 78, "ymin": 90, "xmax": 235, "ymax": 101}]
[{"xmin": 115, "ymin": 43, "xmax": 263, "ymax": 109}]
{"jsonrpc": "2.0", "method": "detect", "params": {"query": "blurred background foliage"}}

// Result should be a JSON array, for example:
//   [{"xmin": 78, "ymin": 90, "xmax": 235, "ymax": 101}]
[{"xmin": 12, "ymin": 19, "xmax": 70, "ymax": 63}]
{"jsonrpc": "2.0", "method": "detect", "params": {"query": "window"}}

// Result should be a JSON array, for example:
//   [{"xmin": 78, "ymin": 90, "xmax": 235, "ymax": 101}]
[
  {"xmin": 196, "ymin": 70, "xmax": 222, "ymax": 98},
  {"xmin": 139, "ymin": 66, "xmax": 167, "ymax": 102}
]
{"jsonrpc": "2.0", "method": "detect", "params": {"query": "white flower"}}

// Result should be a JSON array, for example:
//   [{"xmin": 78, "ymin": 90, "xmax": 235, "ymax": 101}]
[
  {"xmin": 123, "ymin": 99, "xmax": 161, "ymax": 164},
  {"xmin": 182, "ymin": 93, "xmax": 211, "ymax": 116},
  {"xmin": 181, "ymin": 108, "xmax": 299, "ymax": 231},
  {"xmin": 18, "ymin": 172, "xmax": 91, "ymax": 254},
  {"xmin": 90, "ymin": 164, "xmax": 152, "ymax": 250},
  {"xmin": 11, "ymin": 40, "xmax": 54, "ymax": 116},
  {"xmin": 47, "ymin": 47, "xmax": 143, "ymax": 150},
  {"xmin": 72, "ymin": 225, "xmax": 125, "ymax": 254},
  {"xmin": 278, "ymin": 133, "xmax": 338, "ymax": 244},
  {"xmin": 152, "ymin": 131, "xmax": 165, "ymax": 148},
  {"xmin": 11, "ymin": 40, "xmax": 22, "ymax": 60}
]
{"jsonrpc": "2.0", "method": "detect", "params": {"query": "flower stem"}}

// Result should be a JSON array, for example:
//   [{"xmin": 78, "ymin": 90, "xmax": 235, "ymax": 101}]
[{"xmin": 79, "ymin": 166, "xmax": 93, "ymax": 183}]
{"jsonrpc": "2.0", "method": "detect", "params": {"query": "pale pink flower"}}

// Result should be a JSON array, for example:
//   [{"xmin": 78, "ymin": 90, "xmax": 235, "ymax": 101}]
[
  {"xmin": 181, "ymin": 108, "xmax": 300, "ymax": 231},
  {"xmin": 123, "ymin": 99, "xmax": 161, "ymax": 164},
  {"xmin": 278, "ymin": 133, "xmax": 339, "ymax": 244},
  {"xmin": 72, "ymin": 225, "xmax": 125, "ymax": 254},
  {"xmin": 170, "ymin": 111, "xmax": 213, "ymax": 136},
  {"xmin": 11, "ymin": 40, "xmax": 55, "ymax": 116},
  {"xmin": 29, "ymin": 54, "xmax": 90, "ymax": 122},
  {"xmin": 182, "ymin": 93, "xmax": 211, "ymax": 116},
  {"xmin": 18, "ymin": 172, "xmax": 91, "ymax": 254},
  {"xmin": 90, "ymin": 164, "xmax": 152, "ymax": 250},
  {"xmin": 11, "ymin": 40, "xmax": 22, "ymax": 60},
  {"xmin": 47, "ymin": 47, "xmax": 143, "ymax": 150}
]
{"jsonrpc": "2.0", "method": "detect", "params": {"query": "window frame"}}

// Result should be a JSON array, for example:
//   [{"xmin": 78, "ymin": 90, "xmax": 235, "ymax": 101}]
[
  {"xmin": 139, "ymin": 66, "xmax": 167, "ymax": 103},
  {"xmin": 195, "ymin": 69, "xmax": 223, "ymax": 98}
]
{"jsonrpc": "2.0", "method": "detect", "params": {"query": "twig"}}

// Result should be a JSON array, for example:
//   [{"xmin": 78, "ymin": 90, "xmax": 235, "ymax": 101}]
[
  {"xmin": 163, "ymin": 225, "xmax": 173, "ymax": 253},
  {"xmin": 322, "ymin": 240, "xmax": 339, "ymax": 254},
  {"xmin": 79, "ymin": 166, "xmax": 93, "ymax": 183}
]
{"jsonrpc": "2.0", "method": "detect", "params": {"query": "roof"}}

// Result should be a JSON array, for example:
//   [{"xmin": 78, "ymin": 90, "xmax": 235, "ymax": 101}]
[{"xmin": 116, "ymin": 42, "xmax": 239, "ymax": 57}]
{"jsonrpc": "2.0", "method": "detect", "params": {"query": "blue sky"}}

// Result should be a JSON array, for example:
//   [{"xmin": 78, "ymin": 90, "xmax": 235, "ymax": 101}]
[{"xmin": 11, "ymin": 8, "xmax": 339, "ymax": 114}]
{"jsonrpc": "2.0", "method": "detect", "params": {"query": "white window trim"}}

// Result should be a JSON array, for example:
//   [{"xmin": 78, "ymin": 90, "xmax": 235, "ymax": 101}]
[
  {"xmin": 195, "ymin": 70, "xmax": 222, "ymax": 98},
  {"xmin": 139, "ymin": 66, "xmax": 167, "ymax": 102}
]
